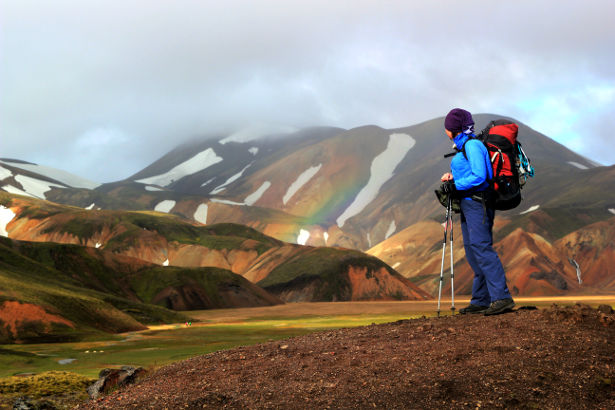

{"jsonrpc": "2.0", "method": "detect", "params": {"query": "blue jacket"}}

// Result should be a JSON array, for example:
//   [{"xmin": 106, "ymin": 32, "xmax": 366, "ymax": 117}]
[{"xmin": 450, "ymin": 133, "xmax": 492, "ymax": 193}]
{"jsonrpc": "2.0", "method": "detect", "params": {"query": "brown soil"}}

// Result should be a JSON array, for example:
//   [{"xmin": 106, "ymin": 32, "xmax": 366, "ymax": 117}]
[
  {"xmin": 0, "ymin": 301, "xmax": 74, "ymax": 338},
  {"xmin": 80, "ymin": 304, "xmax": 615, "ymax": 409}
]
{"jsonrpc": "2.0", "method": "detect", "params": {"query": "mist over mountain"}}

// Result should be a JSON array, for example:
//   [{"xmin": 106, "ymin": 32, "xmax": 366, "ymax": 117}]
[
  {"xmin": 2, "ymin": 114, "xmax": 610, "ymax": 240},
  {"xmin": 4, "ymin": 1, "xmax": 615, "ymax": 183}
]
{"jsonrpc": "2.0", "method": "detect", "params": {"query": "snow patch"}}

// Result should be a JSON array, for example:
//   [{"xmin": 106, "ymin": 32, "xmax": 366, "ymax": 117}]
[
  {"xmin": 244, "ymin": 181, "xmax": 271, "ymax": 206},
  {"xmin": 136, "ymin": 148, "xmax": 223, "ymax": 186},
  {"xmin": 0, "ymin": 160, "xmax": 100, "ymax": 189},
  {"xmin": 200, "ymin": 177, "xmax": 216, "ymax": 188},
  {"xmin": 210, "ymin": 163, "xmax": 252, "ymax": 195},
  {"xmin": 283, "ymin": 164, "xmax": 322, "ymax": 205},
  {"xmin": 0, "ymin": 205, "xmax": 16, "ymax": 237},
  {"xmin": 14, "ymin": 175, "xmax": 64, "ymax": 199},
  {"xmin": 568, "ymin": 161, "xmax": 589, "ymax": 170},
  {"xmin": 209, "ymin": 180, "xmax": 271, "ymax": 207},
  {"xmin": 249, "ymin": 147, "xmax": 259, "ymax": 155},
  {"xmin": 145, "ymin": 185, "xmax": 164, "ymax": 192},
  {"xmin": 85, "ymin": 203, "xmax": 95, "ymax": 210},
  {"xmin": 154, "ymin": 200, "xmax": 176, "ymax": 213},
  {"xmin": 194, "ymin": 204, "xmax": 208, "ymax": 224},
  {"xmin": 323, "ymin": 232, "xmax": 329, "ymax": 245},
  {"xmin": 297, "ymin": 229, "xmax": 310, "ymax": 245},
  {"xmin": 337, "ymin": 133, "xmax": 416, "ymax": 227},
  {"xmin": 609, "ymin": 208, "xmax": 615, "ymax": 215},
  {"xmin": 0, "ymin": 166, "xmax": 13, "ymax": 180},
  {"xmin": 210, "ymin": 198, "xmax": 245, "ymax": 206},
  {"xmin": 520, "ymin": 205, "xmax": 540, "ymax": 215},
  {"xmin": 385, "ymin": 220, "xmax": 397, "ymax": 240},
  {"xmin": 1, "ymin": 184, "xmax": 34, "ymax": 198},
  {"xmin": 219, "ymin": 124, "xmax": 296, "ymax": 145},
  {"xmin": 95, "ymin": 243, "xmax": 102, "ymax": 249},
  {"xmin": 367, "ymin": 233, "xmax": 372, "ymax": 248},
  {"xmin": 163, "ymin": 259, "xmax": 169, "ymax": 266},
  {"xmin": 392, "ymin": 262, "xmax": 401, "ymax": 269}
]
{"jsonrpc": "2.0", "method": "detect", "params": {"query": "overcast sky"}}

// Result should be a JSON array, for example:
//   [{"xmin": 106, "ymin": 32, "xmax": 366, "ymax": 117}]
[{"xmin": 2, "ymin": 0, "xmax": 614, "ymax": 182}]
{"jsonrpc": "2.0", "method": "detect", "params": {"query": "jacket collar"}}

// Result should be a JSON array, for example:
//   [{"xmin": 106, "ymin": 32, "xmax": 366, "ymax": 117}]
[{"xmin": 453, "ymin": 132, "xmax": 475, "ymax": 150}]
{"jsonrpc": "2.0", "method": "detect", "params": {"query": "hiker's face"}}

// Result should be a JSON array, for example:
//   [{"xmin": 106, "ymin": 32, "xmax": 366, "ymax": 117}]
[{"xmin": 445, "ymin": 129, "xmax": 454, "ymax": 140}]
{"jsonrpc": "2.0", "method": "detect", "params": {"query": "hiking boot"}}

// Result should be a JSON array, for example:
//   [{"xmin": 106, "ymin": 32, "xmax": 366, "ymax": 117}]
[
  {"xmin": 484, "ymin": 298, "xmax": 515, "ymax": 316},
  {"xmin": 459, "ymin": 304, "xmax": 489, "ymax": 314}
]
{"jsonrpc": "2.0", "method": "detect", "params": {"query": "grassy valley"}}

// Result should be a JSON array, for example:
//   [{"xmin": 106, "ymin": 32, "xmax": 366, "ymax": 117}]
[{"xmin": 0, "ymin": 234, "xmax": 287, "ymax": 344}]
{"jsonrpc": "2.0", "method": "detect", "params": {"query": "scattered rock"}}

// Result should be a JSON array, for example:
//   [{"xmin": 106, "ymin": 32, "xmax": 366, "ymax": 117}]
[
  {"xmin": 12, "ymin": 373, "xmax": 36, "ymax": 378},
  {"xmin": 12, "ymin": 397, "xmax": 56, "ymax": 409},
  {"xmin": 13, "ymin": 397, "xmax": 35, "ymax": 410},
  {"xmin": 597, "ymin": 304, "xmax": 614, "ymax": 314},
  {"xmin": 86, "ymin": 366, "xmax": 147, "ymax": 400},
  {"xmin": 517, "ymin": 305, "xmax": 538, "ymax": 310}
]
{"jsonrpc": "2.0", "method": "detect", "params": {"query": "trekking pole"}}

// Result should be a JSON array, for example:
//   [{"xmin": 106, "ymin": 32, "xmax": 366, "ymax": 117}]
[
  {"xmin": 437, "ymin": 195, "xmax": 451, "ymax": 317},
  {"xmin": 449, "ymin": 201, "xmax": 455, "ymax": 314}
]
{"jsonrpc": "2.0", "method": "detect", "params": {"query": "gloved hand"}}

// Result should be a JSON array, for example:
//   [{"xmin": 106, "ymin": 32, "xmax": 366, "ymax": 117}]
[
  {"xmin": 441, "ymin": 180, "xmax": 456, "ymax": 194},
  {"xmin": 434, "ymin": 182, "xmax": 461, "ymax": 213}
]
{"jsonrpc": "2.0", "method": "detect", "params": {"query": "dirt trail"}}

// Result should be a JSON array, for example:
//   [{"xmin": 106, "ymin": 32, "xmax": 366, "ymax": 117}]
[{"xmin": 80, "ymin": 304, "xmax": 615, "ymax": 409}]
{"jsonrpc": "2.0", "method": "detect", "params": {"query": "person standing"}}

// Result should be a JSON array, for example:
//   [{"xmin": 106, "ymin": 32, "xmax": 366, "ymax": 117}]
[{"xmin": 440, "ymin": 108, "xmax": 514, "ymax": 315}]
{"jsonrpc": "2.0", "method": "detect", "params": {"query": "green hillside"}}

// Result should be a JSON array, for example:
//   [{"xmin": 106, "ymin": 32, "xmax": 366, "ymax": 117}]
[
  {"xmin": 0, "ymin": 236, "xmax": 280, "ymax": 343},
  {"xmin": 257, "ymin": 247, "xmax": 427, "ymax": 302},
  {"xmin": 128, "ymin": 265, "xmax": 281, "ymax": 310},
  {"xmin": 0, "ymin": 237, "xmax": 188, "ymax": 343}
]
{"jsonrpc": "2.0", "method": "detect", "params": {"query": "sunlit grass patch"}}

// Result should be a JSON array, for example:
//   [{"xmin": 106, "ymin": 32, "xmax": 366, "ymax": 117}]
[
  {"xmin": 0, "ymin": 370, "xmax": 95, "ymax": 409},
  {"xmin": 0, "ymin": 371, "xmax": 94, "ymax": 398}
]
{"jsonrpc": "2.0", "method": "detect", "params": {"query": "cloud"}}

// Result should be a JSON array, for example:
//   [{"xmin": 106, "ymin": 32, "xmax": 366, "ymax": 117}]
[
  {"xmin": 64, "ymin": 127, "xmax": 141, "ymax": 182},
  {"xmin": 1, "ymin": 0, "xmax": 614, "ymax": 181},
  {"xmin": 515, "ymin": 82, "xmax": 615, "ymax": 164}
]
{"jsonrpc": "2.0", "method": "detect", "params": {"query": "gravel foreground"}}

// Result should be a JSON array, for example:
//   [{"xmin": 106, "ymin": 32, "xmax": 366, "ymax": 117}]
[{"xmin": 80, "ymin": 304, "xmax": 614, "ymax": 409}]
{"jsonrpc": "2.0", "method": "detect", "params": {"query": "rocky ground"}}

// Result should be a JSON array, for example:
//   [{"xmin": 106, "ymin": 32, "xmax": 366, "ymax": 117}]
[{"xmin": 79, "ymin": 304, "xmax": 614, "ymax": 409}]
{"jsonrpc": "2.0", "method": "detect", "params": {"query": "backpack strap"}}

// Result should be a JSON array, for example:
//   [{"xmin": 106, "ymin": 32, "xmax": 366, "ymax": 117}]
[
  {"xmin": 460, "ymin": 138, "xmax": 470, "ymax": 160},
  {"xmin": 486, "ymin": 144, "xmax": 505, "ymax": 176},
  {"xmin": 460, "ymin": 138, "xmax": 495, "ymax": 190},
  {"xmin": 460, "ymin": 137, "xmax": 497, "ymax": 191}
]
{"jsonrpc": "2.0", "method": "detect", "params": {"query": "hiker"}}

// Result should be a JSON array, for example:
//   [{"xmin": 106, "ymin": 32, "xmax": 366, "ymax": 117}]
[{"xmin": 440, "ymin": 108, "xmax": 514, "ymax": 315}]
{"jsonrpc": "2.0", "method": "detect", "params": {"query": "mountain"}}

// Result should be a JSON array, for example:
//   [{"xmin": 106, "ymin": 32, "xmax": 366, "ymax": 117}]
[
  {"xmin": 3, "ymin": 116, "xmax": 610, "ymax": 251},
  {"xmin": 0, "ymin": 158, "xmax": 99, "ymax": 194},
  {"xmin": 99, "ymin": 114, "xmax": 609, "ymax": 249},
  {"xmin": 0, "ymin": 192, "xmax": 427, "ymax": 306},
  {"xmin": 254, "ymin": 246, "xmax": 429, "ymax": 302},
  {"xmin": 2, "ymin": 115, "xmax": 614, "ymax": 299},
  {"xmin": 368, "ymin": 214, "xmax": 615, "ymax": 297},
  {"xmin": 555, "ymin": 217, "xmax": 615, "ymax": 289}
]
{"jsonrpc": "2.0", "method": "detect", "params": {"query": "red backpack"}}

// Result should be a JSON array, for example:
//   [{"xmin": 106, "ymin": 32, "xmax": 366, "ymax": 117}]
[{"xmin": 466, "ymin": 119, "xmax": 534, "ymax": 210}]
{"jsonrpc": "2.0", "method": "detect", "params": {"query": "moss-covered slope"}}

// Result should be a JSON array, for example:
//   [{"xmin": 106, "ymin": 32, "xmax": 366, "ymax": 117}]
[
  {"xmin": 258, "ymin": 247, "xmax": 430, "ymax": 302},
  {"xmin": 0, "ymin": 236, "xmax": 281, "ymax": 343}
]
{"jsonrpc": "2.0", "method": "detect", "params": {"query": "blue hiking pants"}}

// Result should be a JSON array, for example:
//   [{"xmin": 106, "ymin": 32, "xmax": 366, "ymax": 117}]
[{"xmin": 459, "ymin": 197, "xmax": 511, "ymax": 305}]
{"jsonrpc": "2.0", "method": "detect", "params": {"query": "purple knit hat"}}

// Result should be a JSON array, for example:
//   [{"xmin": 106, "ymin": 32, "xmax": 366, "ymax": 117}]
[{"xmin": 444, "ymin": 108, "xmax": 474, "ymax": 135}]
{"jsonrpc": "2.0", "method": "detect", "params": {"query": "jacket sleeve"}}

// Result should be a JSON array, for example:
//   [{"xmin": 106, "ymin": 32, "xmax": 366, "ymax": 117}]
[{"xmin": 454, "ymin": 140, "xmax": 489, "ymax": 191}]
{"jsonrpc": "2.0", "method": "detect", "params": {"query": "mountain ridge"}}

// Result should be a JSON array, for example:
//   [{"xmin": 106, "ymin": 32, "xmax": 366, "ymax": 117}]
[{"xmin": 2, "ymin": 114, "xmax": 614, "ymax": 304}]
